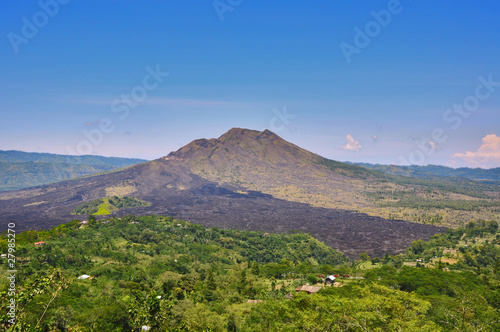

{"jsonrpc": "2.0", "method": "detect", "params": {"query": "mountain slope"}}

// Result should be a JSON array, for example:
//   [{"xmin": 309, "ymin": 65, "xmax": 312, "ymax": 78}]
[
  {"xmin": 353, "ymin": 162, "xmax": 500, "ymax": 182},
  {"xmin": 167, "ymin": 128, "xmax": 380, "ymax": 212},
  {"xmin": 0, "ymin": 150, "xmax": 147, "ymax": 191},
  {"xmin": 0, "ymin": 128, "xmax": 450, "ymax": 258},
  {"xmin": 165, "ymin": 128, "xmax": 499, "ymax": 226}
]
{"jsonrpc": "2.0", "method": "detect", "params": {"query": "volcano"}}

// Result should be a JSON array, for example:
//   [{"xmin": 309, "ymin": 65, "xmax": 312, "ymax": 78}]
[{"xmin": 0, "ymin": 128, "xmax": 445, "ymax": 258}]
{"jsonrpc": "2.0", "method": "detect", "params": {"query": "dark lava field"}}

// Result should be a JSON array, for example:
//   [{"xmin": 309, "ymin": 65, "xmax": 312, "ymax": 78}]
[{"xmin": 0, "ymin": 161, "xmax": 445, "ymax": 259}]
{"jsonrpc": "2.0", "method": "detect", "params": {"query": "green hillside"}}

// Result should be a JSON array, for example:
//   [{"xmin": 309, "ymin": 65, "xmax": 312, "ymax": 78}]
[
  {"xmin": 354, "ymin": 162, "xmax": 500, "ymax": 183},
  {"xmin": 0, "ymin": 150, "xmax": 147, "ymax": 191},
  {"xmin": 1, "ymin": 215, "xmax": 499, "ymax": 331}
]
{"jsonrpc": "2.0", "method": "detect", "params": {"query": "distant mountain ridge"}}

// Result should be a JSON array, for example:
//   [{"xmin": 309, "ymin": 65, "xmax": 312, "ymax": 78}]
[
  {"xmin": 352, "ymin": 162, "xmax": 500, "ymax": 182},
  {"xmin": 0, "ymin": 128, "xmax": 452, "ymax": 258},
  {"xmin": 0, "ymin": 150, "xmax": 147, "ymax": 191}
]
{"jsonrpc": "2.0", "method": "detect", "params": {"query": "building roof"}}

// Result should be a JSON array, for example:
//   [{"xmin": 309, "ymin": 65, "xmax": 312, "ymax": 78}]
[
  {"xmin": 295, "ymin": 285, "xmax": 322, "ymax": 294},
  {"xmin": 246, "ymin": 299, "xmax": 264, "ymax": 304}
]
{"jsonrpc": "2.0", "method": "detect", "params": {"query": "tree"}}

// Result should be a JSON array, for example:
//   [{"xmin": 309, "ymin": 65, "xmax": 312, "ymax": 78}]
[
  {"xmin": 411, "ymin": 240, "xmax": 425, "ymax": 255},
  {"xmin": 487, "ymin": 220, "xmax": 498, "ymax": 234},
  {"xmin": 251, "ymin": 262, "xmax": 261, "ymax": 276},
  {"xmin": 88, "ymin": 214, "xmax": 97, "ymax": 225},
  {"xmin": 227, "ymin": 313, "xmax": 238, "ymax": 332},
  {"xmin": 206, "ymin": 270, "xmax": 217, "ymax": 291},
  {"xmin": 236, "ymin": 269, "xmax": 247, "ymax": 294},
  {"xmin": 360, "ymin": 252, "xmax": 370, "ymax": 261},
  {"xmin": 393, "ymin": 255, "xmax": 404, "ymax": 268},
  {"xmin": 383, "ymin": 252, "xmax": 391, "ymax": 264},
  {"xmin": 49, "ymin": 306, "xmax": 74, "ymax": 332}
]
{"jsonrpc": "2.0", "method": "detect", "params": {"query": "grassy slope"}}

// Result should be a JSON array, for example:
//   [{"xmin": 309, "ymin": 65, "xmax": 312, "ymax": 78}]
[{"xmin": 73, "ymin": 196, "xmax": 150, "ymax": 215}]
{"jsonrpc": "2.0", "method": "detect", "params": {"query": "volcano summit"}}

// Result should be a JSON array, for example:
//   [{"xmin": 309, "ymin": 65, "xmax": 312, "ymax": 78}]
[{"xmin": 0, "ymin": 128, "xmax": 445, "ymax": 258}]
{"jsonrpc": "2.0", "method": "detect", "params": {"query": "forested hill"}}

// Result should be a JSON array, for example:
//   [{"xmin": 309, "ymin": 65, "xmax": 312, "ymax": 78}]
[
  {"xmin": 353, "ymin": 162, "xmax": 500, "ymax": 182},
  {"xmin": 0, "ymin": 150, "xmax": 147, "ymax": 192},
  {"xmin": 1, "ymin": 215, "xmax": 499, "ymax": 331}
]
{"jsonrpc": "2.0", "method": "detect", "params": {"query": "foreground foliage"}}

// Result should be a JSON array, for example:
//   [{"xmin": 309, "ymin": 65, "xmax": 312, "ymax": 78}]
[{"xmin": 1, "ymin": 216, "xmax": 499, "ymax": 331}]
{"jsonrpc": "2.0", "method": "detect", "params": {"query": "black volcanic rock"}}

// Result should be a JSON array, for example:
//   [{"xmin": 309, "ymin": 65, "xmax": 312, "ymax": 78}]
[{"xmin": 0, "ymin": 128, "xmax": 447, "ymax": 258}]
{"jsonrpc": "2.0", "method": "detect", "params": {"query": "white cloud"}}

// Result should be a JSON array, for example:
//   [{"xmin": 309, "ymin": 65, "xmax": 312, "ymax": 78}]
[
  {"xmin": 451, "ymin": 134, "xmax": 500, "ymax": 168},
  {"xmin": 341, "ymin": 134, "xmax": 362, "ymax": 152},
  {"xmin": 428, "ymin": 140, "xmax": 441, "ymax": 151}
]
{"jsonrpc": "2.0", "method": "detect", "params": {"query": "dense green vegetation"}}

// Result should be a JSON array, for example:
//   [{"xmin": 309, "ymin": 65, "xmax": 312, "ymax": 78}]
[
  {"xmin": 73, "ymin": 196, "xmax": 150, "ymax": 215},
  {"xmin": 0, "ymin": 215, "xmax": 346, "ymax": 331},
  {"xmin": 1, "ymin": 216, "xmax": 499, "ymax": 331},
  {"xmin": 360, "ymin": 220, "xmax": 500, "ymax": 331},
  {"xmin": 386, "ymin": 198, "xmax": 500, "ymax": 212},
  {"xmin": 367, "ymin": 189, "xmax": 500, "ymax": 212},
  {"xmin": 0, "ymin": 150, "xmax": 146, "ymax": 192}
]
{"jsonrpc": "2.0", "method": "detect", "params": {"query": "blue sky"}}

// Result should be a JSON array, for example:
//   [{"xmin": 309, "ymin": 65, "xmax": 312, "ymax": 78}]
[{"xmin": 1, "ymin": 0, "xmax": 499, "ymax": 168}]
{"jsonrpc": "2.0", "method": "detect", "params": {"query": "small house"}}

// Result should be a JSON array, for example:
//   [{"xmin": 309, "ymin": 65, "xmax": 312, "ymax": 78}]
[
  {"xmin": 247, "ymin": 299, "xmax": 264, "ymax": 304},
  {"xmin": 34, "ymin": 241, "xmax": 46, "ymax": 246},
  {"xmin": 295, "ymin": 285, "xmax": 322, "ymax": 294},
  {"xmin": 325, "ymin": 275, "xmax": 336, "ymax": 284}
]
